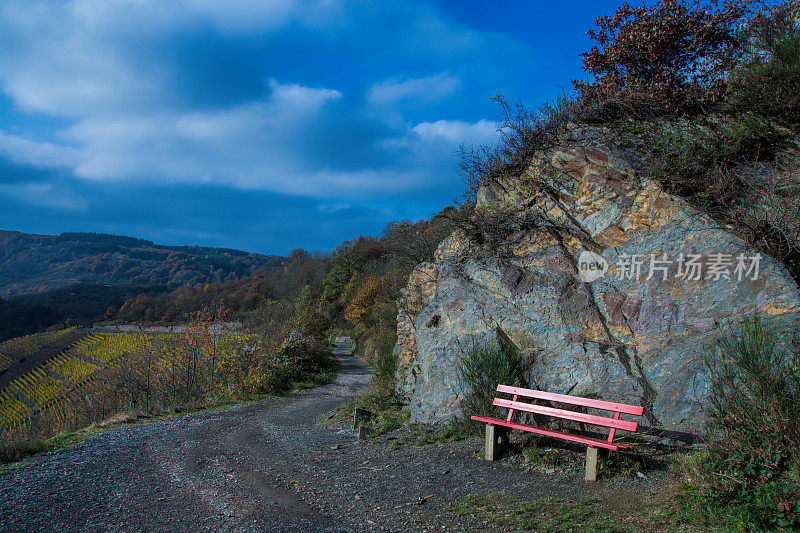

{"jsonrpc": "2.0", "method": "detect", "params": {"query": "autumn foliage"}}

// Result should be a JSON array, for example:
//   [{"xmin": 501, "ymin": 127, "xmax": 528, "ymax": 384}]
[
  {"xmin": 344, "ymin": 276, "xmax": 384, "ymax": 324},
  {"xmin": 574, "ymin": 0, "xmax": 751, "ymax": 113}
]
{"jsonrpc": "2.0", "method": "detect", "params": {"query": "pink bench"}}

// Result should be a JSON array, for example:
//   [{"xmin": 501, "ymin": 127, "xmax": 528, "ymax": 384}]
[{"xmin": 471, "ymin": 384, "xmax": 644, "ymax": 481}]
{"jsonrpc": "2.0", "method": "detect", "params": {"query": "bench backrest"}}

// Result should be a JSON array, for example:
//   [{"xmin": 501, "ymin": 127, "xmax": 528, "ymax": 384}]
[{"xmin": 494, "ymin": 384, "xmax": 643, "ymax": 442}]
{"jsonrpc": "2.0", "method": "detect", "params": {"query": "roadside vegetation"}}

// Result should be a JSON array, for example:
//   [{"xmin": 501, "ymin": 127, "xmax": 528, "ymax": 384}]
[
  {"xmin": 0, "ymin": 311, "xmax": 336, "ymax": 463},
  {"xmin": 456, "ymin": 337, "xmax": 524, "ymax": 434},
  {"xmin": 670, "ymin": 312, "xmax": 800, "ymax": 530}
]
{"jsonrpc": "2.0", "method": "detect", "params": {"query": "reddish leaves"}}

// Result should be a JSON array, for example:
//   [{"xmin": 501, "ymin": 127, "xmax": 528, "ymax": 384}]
[{"xmin": 574, "ymin": 0, "xmax": 751, "ymax": 112}]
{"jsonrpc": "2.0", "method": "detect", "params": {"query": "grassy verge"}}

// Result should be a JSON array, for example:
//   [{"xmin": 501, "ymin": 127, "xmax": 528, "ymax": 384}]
[
  {"xmin": 331, "ymin": 385, "xmax": 409, "ymax": 437},
  {"xmin": 413, "ymin": 422, "xmax": 469, "ymax": 446},
  {"xmin": 447, "ymin": 484, "xmax": 715, "ymax": 533},
  {"xmin": 329, "ymin": 336, "xmax": 410, "ymax": 437}
]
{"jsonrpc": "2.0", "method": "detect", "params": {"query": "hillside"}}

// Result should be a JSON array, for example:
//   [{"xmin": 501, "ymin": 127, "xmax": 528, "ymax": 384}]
[{"xmin": 0, "ymin": 230, "xmax": 282, "ymax": 298}]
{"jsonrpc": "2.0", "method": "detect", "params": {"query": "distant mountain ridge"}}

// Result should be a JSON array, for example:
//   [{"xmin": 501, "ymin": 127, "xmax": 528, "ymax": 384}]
[{"xmin": 0, "ymin": 230, "xmax": 282, "ymax": 298}]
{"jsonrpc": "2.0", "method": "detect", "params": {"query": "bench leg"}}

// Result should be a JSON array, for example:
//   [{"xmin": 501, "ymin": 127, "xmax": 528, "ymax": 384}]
[
  {"xmin": 585, "ymin": 446, "xmax": 599, "ymax": 482},
  {"xmin": 484, "ymin": 424, "xmax": 508, "ymax": 461}
]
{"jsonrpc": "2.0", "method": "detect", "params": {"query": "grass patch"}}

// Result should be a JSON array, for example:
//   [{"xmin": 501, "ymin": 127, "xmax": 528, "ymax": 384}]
[
  {"xmin": 415, "ymin": 422, "xmax": 470, "ymax": 446},
  {"xmin": 447, "ymin": 486, "xmax": 720, "ymax": 533},
  {"xmin": 447, "ymin": 494, "xmax": 622, "ymax": 533},
  {"xmin": 522, "ymin": 441, "xmax": 563, "ymax": 469},
  {"xmin": 597, "ymin": 452, "xmax": 646, "ymax": 480},
  {"xmin": 332, "ymin": 384, "xmax": 409, "ymax": 437},
  {"xmin": 292, "ymin": 366, "xmax": 337, "ymax": 391}
]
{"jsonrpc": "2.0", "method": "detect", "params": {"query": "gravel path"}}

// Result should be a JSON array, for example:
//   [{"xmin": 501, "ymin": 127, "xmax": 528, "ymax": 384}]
[{"xmin": 0, "ymin": 355, "xmax": 668, "ymax": 532}]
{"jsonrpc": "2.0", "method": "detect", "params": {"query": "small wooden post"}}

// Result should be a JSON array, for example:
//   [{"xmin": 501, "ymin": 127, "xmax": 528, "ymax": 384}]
[
  {"xmin": 484, "ymin": 424, "xmax": 507, "ymax": 461},
  {"xmin": 585, "ymin": 446, "xmax": 599, "ymax": 482}
]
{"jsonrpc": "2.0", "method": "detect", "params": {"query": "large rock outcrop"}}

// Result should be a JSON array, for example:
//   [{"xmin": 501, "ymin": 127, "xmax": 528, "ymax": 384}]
[{"xmin": 394, "ymin": 134, "xmax": 800, "ymax": 433}]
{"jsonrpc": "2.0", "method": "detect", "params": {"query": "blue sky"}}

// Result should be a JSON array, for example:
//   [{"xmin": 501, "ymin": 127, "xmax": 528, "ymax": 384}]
[{"xmin": 0, "ymin": 0, "xmax": 621, "ymax": 255}]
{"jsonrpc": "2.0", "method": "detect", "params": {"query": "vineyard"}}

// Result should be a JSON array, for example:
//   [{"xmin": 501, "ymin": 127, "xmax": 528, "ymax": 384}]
[
  {"xmin": 0, "ymin": 327, "xmax": 275, "ymax": 451},
  {"xmin": 0, "ymin": 328, "xmax": 79, "ymax": 373},
  {"xmin": 0, "ymin": 333, "xmax": 138, "ymax": 435},
  {"xmin": 0, "ymin": 319, "xmax": 336, "ymax": 462}
]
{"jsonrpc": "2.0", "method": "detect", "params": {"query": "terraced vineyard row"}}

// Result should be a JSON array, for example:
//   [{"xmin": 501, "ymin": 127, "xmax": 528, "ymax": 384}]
[
  {"xmin": 0, "ymin": 390, "xmax": 31, "ymax": 432},
  {"xmin": 75, "ymin": 333, "xmax": 149, "ymax": 365},
  {"xmin": 0, "ymin": 333, "xmax": 149, "ymax": 434},
  {"xmin": 0, "ymin": 328, "xmax": 86, "ymax": 389},
  {"xmin": 0, "ymin": 354, "xmax": 12, "ymax": 374},
  {"xmin": 0, "ymin": 328, "xmax": 77, "ymax": 364},
  {"xmin": 0, "ymin": 328, "xmax": 265, "ymax": 447}
]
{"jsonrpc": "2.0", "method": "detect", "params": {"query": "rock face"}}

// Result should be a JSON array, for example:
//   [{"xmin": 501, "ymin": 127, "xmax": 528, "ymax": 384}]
[{"xmin": 394, "ymin": 137, "xmax": 800, "ymax": 432}]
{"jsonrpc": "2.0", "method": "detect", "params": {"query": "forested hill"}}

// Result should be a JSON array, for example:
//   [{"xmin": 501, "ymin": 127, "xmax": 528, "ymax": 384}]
[{"xmin": 0, "ymin": 230, "xmax": 282, "ymax": 298}]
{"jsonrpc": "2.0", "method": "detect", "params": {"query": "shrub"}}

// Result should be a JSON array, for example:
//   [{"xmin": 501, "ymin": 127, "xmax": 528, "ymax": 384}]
[
  {"xmin": 698, "ymin": 312, "xmax": 800, "ymax": 529},
  {"xmin": 252, "ymin": 355, "xmax": 295, "ymax": 395},
  {"xmin": 642, "ymin": 112, "xmax": 789, "ymax": 206},
  {"xmin": 281, "ymin": 334, "xmax": 333, "ymax": 375},
  {"xmin": 728, "ymin": 1, "xmax": 800, "ymax": 122},
  {"xmin": 457, "ymin": 338, "xmax": 524, "ymax": 431},
  {"xmin": 457, "ymin": 93, "xmax": 575, "ymax": 197},
  {"xmin": 373, "ymin": 331, "xmax": 398, "ymax": 388},
  {"xmin": 574, "ymin": 0, "xmax": 750, "ymax": 116},
  {"xmin": 344, "ymin": 276, "xmax": 384, "ymax": 324}
]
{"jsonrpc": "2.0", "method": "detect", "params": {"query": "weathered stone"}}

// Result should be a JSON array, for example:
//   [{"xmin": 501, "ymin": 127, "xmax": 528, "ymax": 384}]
[{"xmin": 394, "ymin": 143, "xmax": 800, "ymax": 433}]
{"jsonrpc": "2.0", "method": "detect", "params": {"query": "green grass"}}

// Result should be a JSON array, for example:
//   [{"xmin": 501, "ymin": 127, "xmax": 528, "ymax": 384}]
[
  {"xmin": 597, "ymin": 452, "xmax": 646, "ymax": 480},
  {"xmin": 415, "ymin": 422, "xmax": 469, "ymax": 446},
  {"xmin": 522, "ymin": 441, "xmax": 563, "ymax": 468},
  {"xmin": 1, "ymin": 425, "xmax": 108, "ymax": 472},
  {"xmin": 331, "ymin": 382, "xmax": 408, "ymax": 437},
  {"xmin": 292, "ymin": 367, "xmax": 337, "ymax": 390},
  {"xmin": 447, "ymin": 487, "xmax": 719, "ymax": 533},
  {"xmin": 447, "ymin": 494, "xmax": 628, "ymax": 533}
]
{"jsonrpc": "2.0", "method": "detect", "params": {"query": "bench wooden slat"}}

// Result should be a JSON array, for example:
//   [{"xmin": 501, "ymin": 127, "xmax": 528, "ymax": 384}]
[
  {"xmin": 496, "ymin": 384, "xmax": 644, "ymax": 416},
  {"xmin": 492, "ymin": 398, "xmax": 639, "ymax": 432},
  {"xmin": 471, "ymin": 416, "xmax": 626, "ymax": 451}
]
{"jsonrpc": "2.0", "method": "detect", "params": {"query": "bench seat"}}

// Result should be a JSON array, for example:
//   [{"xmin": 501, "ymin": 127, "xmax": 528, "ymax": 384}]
[
  {"xmin": 470, "ymin": 415, "xmax": 630, "ymax": 451},
  {"xmin": 471, "ymin": 384, "xmax": 644, "ymax": 481}
]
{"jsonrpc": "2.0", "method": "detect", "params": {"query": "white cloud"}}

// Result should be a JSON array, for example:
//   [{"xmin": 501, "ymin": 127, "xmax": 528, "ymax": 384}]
[
  {"xmin": 267, "ymin": 79, "xmax": 342, "ymax": 110},
  {"xmin": 368, "ymin": 73, "xmax": 461, "ymax": 106},
  {"xmin": 0, "ymin": 131, "xmax": 80, "ymax": 169},
  {"xmin": 63, "ymin": 79, "xmax": 344, "ymax": 188},
  {"xmin": 0, "ymin": 0, "xmax": 338, "ymax": 116},
  {"xmin": 411, "ymin": 119, "xmax": 497, "ymax": 145}
]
